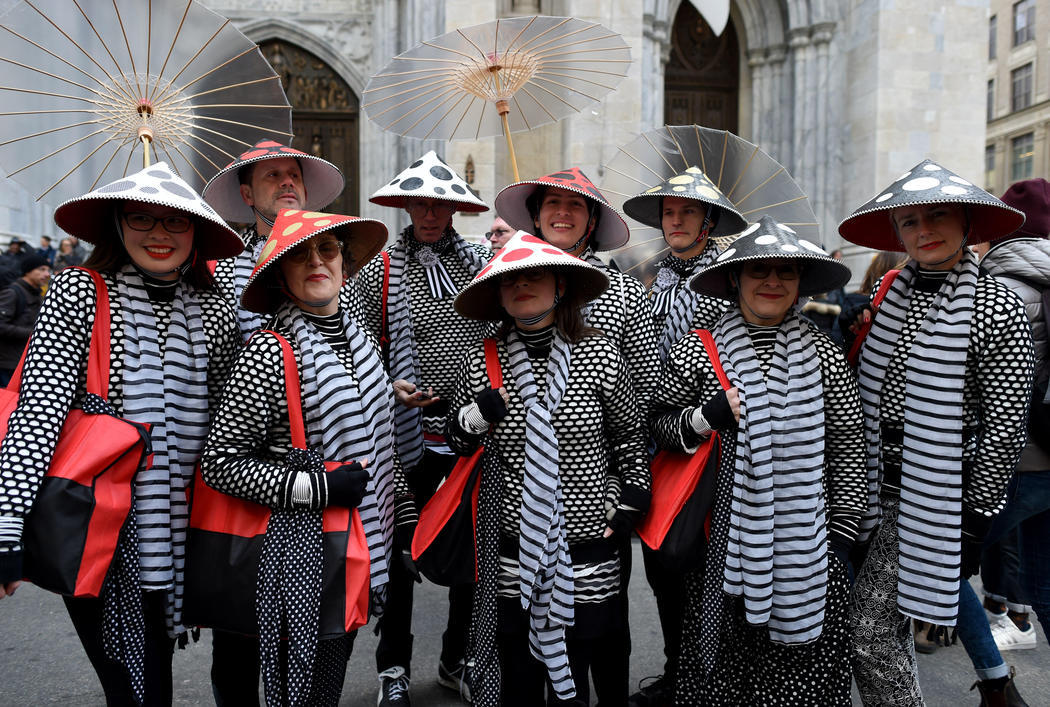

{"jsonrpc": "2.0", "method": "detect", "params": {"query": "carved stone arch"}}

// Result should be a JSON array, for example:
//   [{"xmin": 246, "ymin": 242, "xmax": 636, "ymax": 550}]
[
  {"xmin": 734, "ymin": 0, "xmax": 787, "ymax": 52},
  {"xmin": 238, "ymin": 19, "xmax": 368, "ymax": 97}
]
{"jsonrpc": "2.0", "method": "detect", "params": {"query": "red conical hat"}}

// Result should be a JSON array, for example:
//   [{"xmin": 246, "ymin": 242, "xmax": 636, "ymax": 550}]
[
  {"xmin": 454, "ymin": 231, "xmax": 609, "ymax": 320},
  {"xmin": 241, "ymin": 208, "xmax": 387, "ymax": 313},
  {"xmin": 203, "ymin": 139, "xmax": 345, "ymax": 222},
  {"xmin": 494, "ymin": 167, "xmax": 629, "ymax": 251}
]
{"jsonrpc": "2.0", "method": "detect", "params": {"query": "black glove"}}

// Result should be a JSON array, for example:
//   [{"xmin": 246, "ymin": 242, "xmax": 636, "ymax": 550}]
[
  {"xmin": 828, "ymin": 536, "xmax": 851, "ymax": 567},
  {"xmin": 606, "ymin": 506, "xmax": 643, "ymax": 539},
  {"xmin": 326, "ymin": 462, "xmax": 369, "ymax": 509},
  {"xmin": 701, "ymin": 390, "xmax": 736, "ymax": 431},
  {"xmin": 394, "ymin": 524, "xmax": 422, "ymax": 583},
  {"xmin": 839, "ymin": 302, "xmax": 872, "ymax": 351},
  {"xmin": 0, "ymin": 549, "xmax": 23, "ymax": 585},
  {"xmin": 960, "ymin": 536, "xmax": 983, "ymax": 579},
  {"xmin": 475, "ymin": 388, "xmax": 508, "ymax": 424}
]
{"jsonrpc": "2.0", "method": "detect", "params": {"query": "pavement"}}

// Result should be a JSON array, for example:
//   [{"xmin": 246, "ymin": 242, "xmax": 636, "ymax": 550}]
[{"xmin": 1, "ymin": 539, "xmax": 1047, "ymax": 705}]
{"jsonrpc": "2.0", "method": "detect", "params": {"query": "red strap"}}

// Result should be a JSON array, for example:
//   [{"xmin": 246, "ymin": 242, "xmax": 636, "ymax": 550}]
[
  {"xmin": 483, "ymin": 338, "xmax": 502, "ymax": 388},
  {"xmin": 7, "ymin": 267, "xmax": 110, "ymax": 397},
  {"xmin": 694, "ymin": 329, "xmax": 731, "ymax": 391},
  {"xmin": 206, "ymin": 260, "xmax": 218, "ymax": 276},
  {"xmin": 255, "ymin": 330, "xmax": 307, "ymax": 449},
  {"xmin": 871, "ymin": 269, "xmax": 900, "ymax": 310},
  {"xmin": 380, "ymin": 252, "xmax": 391, "ymax": 347},
  {"xmin": 847, "ymin": 269, "xmax": 900, "ymax": 367}
]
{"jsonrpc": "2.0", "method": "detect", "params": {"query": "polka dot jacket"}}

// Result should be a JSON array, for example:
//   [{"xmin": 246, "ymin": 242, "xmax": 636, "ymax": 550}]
[
  {"xmin": 200, "ymin": 323, "xmax": 412, "ymax": 512},
  {"xmin": 0, "ymin": 266, "xmax": 239, "ymax": 555},
  {"xmin": 650, "ymin": 323, "xmax": 868, "ymax": 545},
  {"xmin": 872, "ymin": 271, "xmax": 1035, "ymax": 517},
  {"xmin": 447, "ymin": 332, "xmax": 650, "ymax": 542},
  {"xmin": 355, "ymin": 239, "xmax": 494, "ymax": 437}
]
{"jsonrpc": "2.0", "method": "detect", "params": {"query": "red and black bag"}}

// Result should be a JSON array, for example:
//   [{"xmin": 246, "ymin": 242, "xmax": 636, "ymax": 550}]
[
  {"xmin": 0, "ymin": 267, "xmax": 153, "ymax": 597},
  {"xmin": 411, "ymin": 338, "xmax": 501, "ymax": 586},
  {"xmin": 637, "ymin": 329, "xmax": 730, "ymax": 571},
  {"xmin": 184, "ymin": 330, "xmax": 370, "ymax": 638}
]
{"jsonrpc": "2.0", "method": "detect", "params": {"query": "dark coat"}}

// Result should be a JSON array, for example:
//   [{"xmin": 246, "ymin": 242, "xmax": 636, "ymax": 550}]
[{"xmin": 0, "ymin": 278, "xmax": 43, "ymax": 369}]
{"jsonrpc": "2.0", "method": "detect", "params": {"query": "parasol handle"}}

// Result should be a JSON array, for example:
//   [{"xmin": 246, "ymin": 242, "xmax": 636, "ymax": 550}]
[
  {"xmin": 137, "ymin": 103, "xmax": 153, "ymax": 168},
  {"xmin": 495, "ymin": 99, "xmax": 519, "ymax": 182}
]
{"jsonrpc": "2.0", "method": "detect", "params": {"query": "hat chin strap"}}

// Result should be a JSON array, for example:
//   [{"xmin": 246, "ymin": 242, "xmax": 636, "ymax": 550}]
[
  {"xmin": 669, "ymin": 216, "xmax": 714, "ymax": 254},
  {"xmin": 515, "ymin": 292, "xmax": 561, "ymax": 327},
  {"xmin": 253, "ymin": 206, "xmax": 276, "ymax": 229}
]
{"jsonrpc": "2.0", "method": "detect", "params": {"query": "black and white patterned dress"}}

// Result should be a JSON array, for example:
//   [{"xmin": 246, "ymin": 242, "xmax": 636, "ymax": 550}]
[
  {"xmin": 849, "ymin": 270, "xmax": 1034, "ymax": 706},
  {"xmin": 651, "ymin": 317, "xmax": 866, "ymax": 706},
  {"xmin": 447, "ymin": 328, "xmax": 650, "ymax": 705}
]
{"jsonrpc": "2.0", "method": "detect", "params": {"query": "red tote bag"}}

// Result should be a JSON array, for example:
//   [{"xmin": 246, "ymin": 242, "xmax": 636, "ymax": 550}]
[
  {"xmin": 637, "ymin": 329, "xmax": 730, "ymax": 569},
  {"xmin": 411, "ymin": 338, "xmax": 501, "ymax": 586},
  {"xmin": 0, "ymin": 268, "xmax": 152, "ymax": 597},
  {"xmin": 184, "ymin": 330, "xmax": 369, "ymax": 638}
]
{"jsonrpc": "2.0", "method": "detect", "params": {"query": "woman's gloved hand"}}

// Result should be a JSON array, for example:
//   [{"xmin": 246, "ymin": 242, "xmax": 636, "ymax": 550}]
[{"xmin": 326, "ymin": 462, "xmax": 369, "ymax": 509}]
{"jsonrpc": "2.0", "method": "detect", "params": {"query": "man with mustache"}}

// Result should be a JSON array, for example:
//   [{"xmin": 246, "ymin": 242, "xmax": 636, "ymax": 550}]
[{"xmin": 204, "ymin": 139, "xmax": 345, "ymax": 342}]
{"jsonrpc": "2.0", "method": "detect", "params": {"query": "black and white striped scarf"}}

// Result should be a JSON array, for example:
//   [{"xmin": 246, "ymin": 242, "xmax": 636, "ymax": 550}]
[
  {"xmin": 386, "ymin": 226, "xmax": 487, "ymax": 470},
  {"xmin": 856, "ymin": 252, "xmax": 977, "ymax": 625},
  {"xmin": 231, "ymin": 225, "xmax": 267, "ymax": 341},
  {"xmin": 117, "ymin": 264, "xmax": 209, "ymax": 636},
  {"xmin": 714, "ymin": 308, "xmax": 829, "ymax": 643},
  {"xmin": 651, "ymin": 245, "xmax": 720, "ymax": 361},
  {"xmin": 276, "ymin": 301, "xmax": 397, "ymax": 594},
  {"xmin": 506, "ymin": 329, "xmax": 577, "ymax": 700}
]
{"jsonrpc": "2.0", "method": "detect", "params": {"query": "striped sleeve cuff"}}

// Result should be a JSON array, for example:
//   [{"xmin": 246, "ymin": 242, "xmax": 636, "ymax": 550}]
[
  {"xmin": 393, "ymin": 495, "xmax": 418, "ymax": 527},
  {"xmin": 827, "ymin": 512, "xmax": 861, "ymax": 546},
  {"xmin": 282, "ymin": 471, "xmax": 326, "ymax": 510},
  {"xmin": 458, "ymin": 403, "xmax": 489, "ymax": 435},
  {"xmin": 0, "ymin": 515, "xmax": 23, "ymax": 550}
]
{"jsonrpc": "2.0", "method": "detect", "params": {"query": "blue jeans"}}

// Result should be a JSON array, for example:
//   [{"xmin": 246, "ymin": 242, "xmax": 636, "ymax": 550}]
[
  {"xmin": 986, "ymin": 470, "xmax": 1050, "ymax": 633},
  {"xmin": 956, "ymin": 580, "xmax": 1008, "ymax": 681}
]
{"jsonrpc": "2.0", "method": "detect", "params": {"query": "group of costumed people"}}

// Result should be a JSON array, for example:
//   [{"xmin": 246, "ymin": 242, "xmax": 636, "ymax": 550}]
[{"xmin": 0, "ymin": 131, "xmax": 1040, "ymax": 707}]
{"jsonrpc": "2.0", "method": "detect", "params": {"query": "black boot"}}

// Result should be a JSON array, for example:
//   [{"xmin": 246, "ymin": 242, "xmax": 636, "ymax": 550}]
[{"xmin": 970, "ymin": 667, "xmax": 1030, "ymax": 707}]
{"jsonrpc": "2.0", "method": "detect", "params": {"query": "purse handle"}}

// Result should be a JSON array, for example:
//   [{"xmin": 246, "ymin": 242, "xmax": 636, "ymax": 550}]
[
  {"xmin": 256, "ymin": 330, "xmax": 309, "ymax": 450},
  {"xmin": 846, "ymin": 269, "xmax": 900, "ymax": 367},
  {"xmin": 483, "ymin": 338, "xmax": 502, "ymax": 389},
  {"xmin": 693, "ymin": 329, "xmax": 731, "ymax": 392},
  {"xmin": 7, "ymin": 267, "xmax": 111, "ymax": 398}
]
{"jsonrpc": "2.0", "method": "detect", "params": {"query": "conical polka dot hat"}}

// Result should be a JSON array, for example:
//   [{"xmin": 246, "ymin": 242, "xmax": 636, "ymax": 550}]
[
  {"xmin": 622, "ymin": 165, "xmax": 747, "ymax": 237},
  {"xmin": 691, "ymin": 214, "xmax": 850, "ymax": 300},
  {"xmin": 369, "ymin": 150, "xmax": 488, "ymax": 212},
  {"xmin": 241, "ymin": 208, "xmax": 387, "ymax": 313},
  {"xmin": 203, "ymin": 139, "xmax": 345, "ymax": 223},
  {"xmin": 494, "ymin": 167, "xmax": 630, "ymax": 251},
  {"xmin": 54, "ymin": 162, "xmax": 243, "ymax": 260},
  {"xmin": 454, "ymin": 230, "xmax": 610, "ymax": 321},
  {"xmin": 838, "ymin": 159, "xmax": 1024, "ymax": 251}
]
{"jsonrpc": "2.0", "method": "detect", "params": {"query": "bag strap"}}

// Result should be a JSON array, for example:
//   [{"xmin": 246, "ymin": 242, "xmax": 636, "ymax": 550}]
[
  {"xmin": 846, "ymin": 268, "xmax": 900, "ymax": 367},
  {"xmin": 483, "ymin": 338, "xmax": 502, "ymax": 388},
  {"xmin": 693, "ymin": 329, "xmax": 731, "ymax": 391},
  {"xmin": 379, "ymin": 251, "xmax": 391, "ymax": 351},
  {"xmin": 6, "ymin": 266, "xmax": 110, "ymax": 397},
  {"xmin": 255, "ymin": 329, "xmax": 308, "ymax": 450}
]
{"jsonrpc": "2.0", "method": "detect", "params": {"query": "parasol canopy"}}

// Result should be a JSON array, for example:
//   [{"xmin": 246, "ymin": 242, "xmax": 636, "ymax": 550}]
[
  {"xmin": 600, "ymin": 125, "xmax": 818, "ymax": 285},
  {"xmin": 361, "ymin": 15, "xmax": 631, "ymax": 180},
  {"xmin": 0, "ymin": 0, "xmax": 292, "ymax": 204}
]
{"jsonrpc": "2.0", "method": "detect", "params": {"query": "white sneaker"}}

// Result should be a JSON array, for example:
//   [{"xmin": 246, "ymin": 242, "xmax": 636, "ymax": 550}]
[{"xmin": 991, "ymin": 618, "xmax": 1037, "ymax": 651}]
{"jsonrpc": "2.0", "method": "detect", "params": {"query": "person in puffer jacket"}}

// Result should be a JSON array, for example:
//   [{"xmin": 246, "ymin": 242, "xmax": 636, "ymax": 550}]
[{"xmin": 973, "ymin": 177, "xmax": 1050, "ymax": 645}]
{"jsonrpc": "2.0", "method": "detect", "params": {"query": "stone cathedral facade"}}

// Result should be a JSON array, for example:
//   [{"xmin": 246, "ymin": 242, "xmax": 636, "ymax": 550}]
[{"xmin": 0, "ymin": 0, "xmax": 990, "ymax": 275}]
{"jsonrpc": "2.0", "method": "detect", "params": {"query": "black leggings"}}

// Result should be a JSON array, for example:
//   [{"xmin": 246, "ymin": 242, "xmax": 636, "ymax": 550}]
[{"xmin": 64, "ymin": 590, "xmax": 175, "ymax": 707}]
